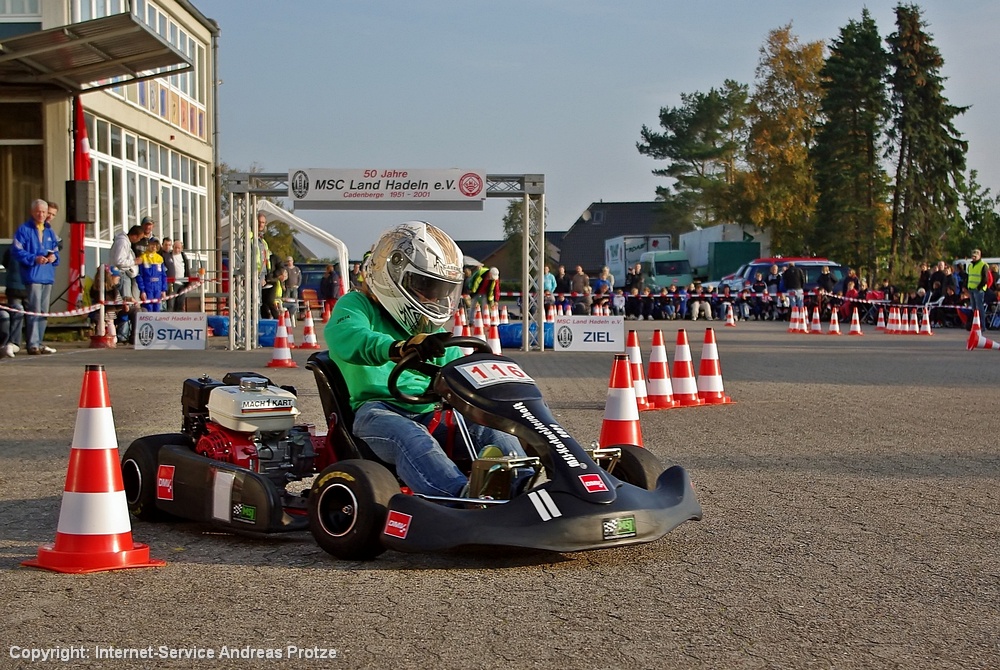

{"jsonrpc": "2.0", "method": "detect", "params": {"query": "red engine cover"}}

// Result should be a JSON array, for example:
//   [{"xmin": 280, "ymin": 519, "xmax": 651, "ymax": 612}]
[{"xmin": 196, "ymin": 422, "xmax": 259, "ymax": 471}]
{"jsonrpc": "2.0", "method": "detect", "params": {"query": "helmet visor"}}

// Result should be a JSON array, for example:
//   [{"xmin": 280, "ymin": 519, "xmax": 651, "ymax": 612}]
[{"xmin": 400, "ymin": 266, "xmax": 462, "ymax": 318}]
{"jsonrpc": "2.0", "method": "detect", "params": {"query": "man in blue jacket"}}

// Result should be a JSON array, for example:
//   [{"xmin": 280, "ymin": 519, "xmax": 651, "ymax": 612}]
[{"xmin": 12, "ymin": 199, "xmax": 60, "ymax": 354}]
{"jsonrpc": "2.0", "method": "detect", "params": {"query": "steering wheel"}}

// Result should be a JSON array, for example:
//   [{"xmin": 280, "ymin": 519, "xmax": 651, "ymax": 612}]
[{"xmin": 387, "ymin": 336, "xmax": 493, "ymax": 404}]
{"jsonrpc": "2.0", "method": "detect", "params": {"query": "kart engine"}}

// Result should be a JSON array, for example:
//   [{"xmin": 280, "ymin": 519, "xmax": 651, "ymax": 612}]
[{"xmin": 182, "ymin": 373, "xmax": 317, "ymax": 487}]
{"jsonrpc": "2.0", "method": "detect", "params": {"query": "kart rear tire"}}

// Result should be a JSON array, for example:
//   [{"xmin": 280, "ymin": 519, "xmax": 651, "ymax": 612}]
[
  {"xmin": 308, "ymin": 460, "xmax": 399, "ymax": 561},
  {"xmin": 121, "ymin": 433, "xmax": 188, "ymax": 522},
  {"xmin": 607, "ymin": 444, "xmax": 664, "ymax": 491}
]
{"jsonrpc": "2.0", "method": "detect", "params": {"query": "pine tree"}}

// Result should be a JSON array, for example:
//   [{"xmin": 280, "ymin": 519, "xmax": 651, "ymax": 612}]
[
  {"xmin": 741, "ymin": 25, "xmax": 826, "ymax": 254},
  {"xmin": 637, "ymin": 80, "xmax": 748, "ymax": 229},
  {"xmin": 886, "ymin": 3, "xmax": 968, "ymax": 272},
  {"xmin": 811, "ymin": 10, "xmax": 890, "ymax": 280}
]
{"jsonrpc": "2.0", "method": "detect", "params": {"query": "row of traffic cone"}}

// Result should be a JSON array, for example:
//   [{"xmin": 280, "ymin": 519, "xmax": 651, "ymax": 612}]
[
  {"xmin": 599, "ymin": 328, "xmax": 732, "ymax": 448},
  {"xmin": 879, "ymin": 306, "xmax": 933, "ymax": 336},
  {"xmin": 787, "ymin": 306, "xmax": 864, "ymax": 335},
  {"xmin": 266, "ymin": 307, "xmax": 323, "ymax": 368}
]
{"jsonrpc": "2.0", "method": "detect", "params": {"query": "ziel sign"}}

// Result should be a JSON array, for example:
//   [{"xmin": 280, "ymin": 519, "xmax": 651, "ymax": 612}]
[{"xmin": 288, "ymin": 168, "xmax": 486, "ymax": 210}]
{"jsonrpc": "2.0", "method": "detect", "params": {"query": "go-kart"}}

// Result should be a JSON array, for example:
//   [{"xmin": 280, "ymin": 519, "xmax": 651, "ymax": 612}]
[{"xmin": 121, "ymin": 337, "xmax": 701, "ymax": 560}]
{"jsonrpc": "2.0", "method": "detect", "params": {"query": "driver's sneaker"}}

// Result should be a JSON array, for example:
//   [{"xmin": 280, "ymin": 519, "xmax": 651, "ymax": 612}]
[
  {"xmin": 1, "ymin": 343, "xmax": 14, "ymax": 358},
  {"xmin": 39, "ymin": 345, "xmax": 56, "ymax": 354}
]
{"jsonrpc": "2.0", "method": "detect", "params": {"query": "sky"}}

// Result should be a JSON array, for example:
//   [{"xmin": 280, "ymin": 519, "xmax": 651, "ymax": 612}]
[{"xmin": 196, "ymin": 0, "xmax": 1000, "ymax": 261}]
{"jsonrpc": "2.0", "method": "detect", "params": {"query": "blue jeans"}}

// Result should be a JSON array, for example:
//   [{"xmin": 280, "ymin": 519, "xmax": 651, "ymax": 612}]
[
  {"xmin": 25, "ymin": 283, "xmax": 52, "ymax": 350},
  {"xmin": 3, "ymin": 295, "xmax": 24, "ymax": 347},
  {"xmin": 970, "ymin": 289, "xmax": 986, "ymax": 323},
  {"xmin": 787, "ymin": 289, "xmax": 804, "ymax": 309},
  {"xmin": 353, "ymin": 401, "xmax": 526, "ymax": 497}
]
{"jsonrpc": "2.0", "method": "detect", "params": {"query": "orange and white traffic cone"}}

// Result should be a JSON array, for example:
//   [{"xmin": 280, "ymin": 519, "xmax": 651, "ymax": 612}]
[
  {"xmin": 459, "ymin": 324, "xmax": 474, "ymax": 356},
  {"xmin": 453, "ymin": 310, "xmax": 465, "ymax": 338},
  {"xmin": 473, "ymin": 304, "xmax": 485, "ymax": 333},
  {"xmin": 487, "ymin": 324, "xmax": 502, "ymax": 356},
  {"xmin": 603, "ymin": 303, "xmax": 611, "ymax": 317},
  {"xmin": 787, "ymin": 306, "xmax": 800, "ymax": 333},
  {"xmin": 920, "ymin": 308, "xmax": 934, "ymax": 336},
  {"xmin": 828, "ymin": 309, "xmax": 842, "ymax": 335},
  {"xmin": 848, "ymin": 308, "xmax": 864, "ymax": 336},
  {"xmin": 876, "ymin": 307, "xmax": 886, "ymax": 331},
  {"xmin": 886, "ymin": 306, "xmax": 899, "ymax": 334},
  {"xmin": 967, "ymin": 310, "xmax": 982, "ymax": 350},
  {"xmin": 696, "ymin": 328, "xmax": 732, "ymax": 405},
  {"xmin": 599, "ymin": 354, "xmax": 643, "ymax": 448},
  {"xmin": 283, "ymin": 309, "xmax": 297, "ymax": 349},
  {"xmin": 646, "ymin": 330, "xmax": 678, "ymax": 409},
  {"xmin": 500, "ymin": 305, "xmax": 509, "ymax": 324},
  {"xmin": 810, "ymin": 307, "xmax": 823, "ymax": 334},
  {"xmin": 971, "ymin": 331, "xmax": 1000, "ymax": 350},
  {"xmin": 23, "ymin": 365, "xmax": 165, "ymax": 573},
  {"xmin": 625, "ymin": 330, "xmax": 651, "ymax": 411},
  {"xmin": 725, "ymin": 303, "xmax": 737, "ymax": 327},
  {"xmin": 267, "ymin": 312, "xmax": 298, "ymax": 368},
  {"xmin": 490, "ymin": 303, "xmax": 500, "ymax": 326},
  {"xmin": 671, "ymin": 329, "xmax": 705, "ymax": 407},
  {"xmin": 546, "ymin": 305, "xmax": 555, "ymax": 322},
  {"xmin": 322, "ymin": 300, "xmax": 333, "ymax": 324},
  {"xmin": 909, "ymin": 308, "xmax": 920, "ymax": 335},
  {"xmin": 299, "ymin": 306, "xmax": 321, "ymax": 349}
]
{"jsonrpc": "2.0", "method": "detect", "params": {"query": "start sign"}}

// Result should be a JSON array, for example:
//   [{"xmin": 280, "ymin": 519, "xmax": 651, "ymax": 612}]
[
  {"xmin": 553, "ymin": 316, "xmax": 624, "ymax": 352},
  {"xmin": 135, "ymin": 312, "xmax": 208, "ymax": 350}
]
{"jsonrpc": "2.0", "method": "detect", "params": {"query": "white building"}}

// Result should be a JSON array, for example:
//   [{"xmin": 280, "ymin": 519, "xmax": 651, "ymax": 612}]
[{"xmin": 0, "ymin": 0, "xmax": 218, "ymax": 303}]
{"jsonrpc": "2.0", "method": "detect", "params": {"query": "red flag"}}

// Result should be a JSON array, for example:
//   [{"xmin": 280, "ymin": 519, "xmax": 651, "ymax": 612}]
[{"xmin": 68, "ymin": 96, "xmax": 91, "ymax": 309}]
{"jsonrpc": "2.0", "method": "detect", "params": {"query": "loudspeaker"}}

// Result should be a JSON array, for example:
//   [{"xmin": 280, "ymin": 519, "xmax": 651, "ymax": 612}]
[{"xmin": 65, "ymin": 180, "xmax": 96, "ymax": 223}]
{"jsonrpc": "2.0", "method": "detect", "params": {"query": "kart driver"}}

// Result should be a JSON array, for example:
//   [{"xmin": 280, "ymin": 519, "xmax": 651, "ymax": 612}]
[{"xmin": 325, "ymin": 221, "xmax": 527, "ymax": 498}]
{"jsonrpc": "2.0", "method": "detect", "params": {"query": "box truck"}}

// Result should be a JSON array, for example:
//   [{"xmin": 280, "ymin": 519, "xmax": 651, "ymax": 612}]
[{"xmin": 604, "ymin": 235, "xmax": 672, "ymax": 287}]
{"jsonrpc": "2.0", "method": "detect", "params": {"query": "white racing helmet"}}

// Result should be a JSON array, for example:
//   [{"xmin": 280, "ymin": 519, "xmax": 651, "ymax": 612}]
[{"xmin": 364, "ymin": 221, "xmax": 464, "ymax": 334}]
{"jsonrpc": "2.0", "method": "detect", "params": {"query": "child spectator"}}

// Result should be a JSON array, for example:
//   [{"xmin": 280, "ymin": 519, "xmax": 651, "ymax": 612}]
[{"xmin": 136, "ymin": 237, "xmax": 167, "ymax": 312}]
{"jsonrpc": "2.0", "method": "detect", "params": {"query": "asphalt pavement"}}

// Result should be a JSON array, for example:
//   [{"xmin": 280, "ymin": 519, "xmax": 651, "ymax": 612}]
[{"xmin": 0, "ymin": 319, "xmax": 997, "ymax": 670}]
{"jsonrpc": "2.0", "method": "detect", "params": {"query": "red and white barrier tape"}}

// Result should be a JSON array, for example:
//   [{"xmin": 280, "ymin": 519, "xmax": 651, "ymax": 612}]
[{"xmin": 0, "ymin": 279, "xmax": 205, "ymax": 317}]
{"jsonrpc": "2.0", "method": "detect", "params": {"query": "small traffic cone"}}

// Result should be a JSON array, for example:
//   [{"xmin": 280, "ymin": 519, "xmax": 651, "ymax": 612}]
[
  {"xmin": 22, "ymin": 365, "xmax": 165, "ymax": 573},
  {"xmin": 603, "ymin": 303, "xmax": 611, "ymax": 317},
  {"xmin": 267, "ymin": 312, "xmax": 298, "ymax": 368},
  {"xmin": 646, "ymin": 330, "xmax": 678, "ymax": 409},
  {"xmin": 671, "ymin": 329, "xmax": 704, "ymax": 407},
  {"xmin": 459, "ymin": 324, "xmax": 474, "ymax": 356},
  {"xmin": 625, "ymin": 330, "xmax": 651, "ymax": 411},
  {"xmin": 299, "ymin": 306, "xmax": 321, "ymax": 349},
  {"xmin": 920, "ymin": 308, "xmax": 934, "ymax": 336},
  {"xmin": 591, "ymin": 303, "xmax": 600, "ymax": 316},
  {"xmin": 725, "ymin": 303, "xmax": 736, "ymax": 327},
  {"xmin": 487, "ymin": 324, "xmax": 502, "ymax": 355},
  {"xmin": 909, "ymin": 308, "xmax": 920, "ymax": 335},
  {"xmin": 810, "ymin": 308, "xmax": 823, "ymax": 334},
  {"xmin": 599, "ymin": 354, "xmax": 643, "ymax": 448},
  {"xmin": 500, "ymin": 306, "xmax": 509, "ymax": 324},
  {"xmin": 848, "ymin": 308, "xmax": 864, "ymax": 336},
  {"xmin": 787, "ymin": 306, "xmax": 800, "ymax": 333},
  {"xmin": 283, "ymin": 309, "xmax": 297, "ymax": 349},
  {"xmin": 473, "ymin": 304, "xmax": 485, "ymax": 333},
  {"xmin": 876, "ymin": 307, "xmax": 886, "ymax": 331},
  {"xmin": 696, "ymin": 328, "xmax": 732, "ymax": 405},
  {"xmin": 322, "ymin": 300, "xmax": 333, "ymax": 324},
  {"xmin": 971, "ymin": 331, "xmax": 1000, "ymax": 350},
  {"xmin": 967, "ymin": 310, "xmax": 982, "ymax": 350},
  {"xmin": 828, "ymin": 310, "xmax": 842, "ymax": 335},
  {"xmin": 490, "ymin": 304, "xmax": 500, "ymax": 326},
  {"xmin": 453, "ymin": 310, "xmax": 465, "ymax": 338},
  {"xmin": 886, "ymin": 307, "xmax": 899, "ymax": 334}
]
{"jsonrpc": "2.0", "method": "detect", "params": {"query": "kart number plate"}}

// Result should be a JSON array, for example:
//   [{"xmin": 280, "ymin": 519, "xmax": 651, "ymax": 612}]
[{"xmin": 456, "ymin": 361, "xmax": 535, "ymax": 388}]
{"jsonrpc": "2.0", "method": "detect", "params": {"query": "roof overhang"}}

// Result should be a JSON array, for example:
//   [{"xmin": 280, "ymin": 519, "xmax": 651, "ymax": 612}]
[{"xmin": 0, "ymin": 12, "xmax": 191, "ymax": 94}]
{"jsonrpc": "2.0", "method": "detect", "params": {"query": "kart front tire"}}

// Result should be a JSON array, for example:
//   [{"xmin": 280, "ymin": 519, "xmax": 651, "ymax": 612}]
[
  {"xmin": 121, "ymin": 433, "xmax": 187, "ymax": 522},
  {"xmin": 607, "ymin": 444, "xmax": 665, "ymax": 491},
  {"xmin": 308, "ymin": 460, "xmax": 399, "ymax": 561}
]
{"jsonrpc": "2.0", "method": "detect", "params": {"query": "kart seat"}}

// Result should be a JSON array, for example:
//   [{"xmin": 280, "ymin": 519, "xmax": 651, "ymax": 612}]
[{"xmin": 305, "ymin": 351, "xmax": 395, "ymax": 473}]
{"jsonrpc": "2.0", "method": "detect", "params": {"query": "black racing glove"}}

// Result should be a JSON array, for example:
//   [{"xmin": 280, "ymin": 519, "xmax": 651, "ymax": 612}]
[{"xmin": 389, "ymin": 332, "xmax": 452, "ymax": 362}]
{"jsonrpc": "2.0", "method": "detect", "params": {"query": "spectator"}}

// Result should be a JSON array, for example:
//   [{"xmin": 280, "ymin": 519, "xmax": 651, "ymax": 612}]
[
  {"xmin": 261, "ymin": 267, "xmax": 285, "ymax": 320},
  {"xmin": 134, "ymin": 216, "xmax": 155, "ymax": 257},
  {"xmin": 750, "ymin": 272, "xmax": 768, "ymax": 320},
  {"xmin": 111, "ymin": 225, "xmax": 142, "ymax": 301},
  {"xmin": 624, "ymin": 287, "xmax": 642, "ymax": 320},
  {"xmin": 688, "ymin": 284, "xmax": 712, "ymax": 321},
  {"xmin": 572, "ymin": 285, "xmax": 593, "ymax": 315},
  {"xmin": 320, "ymin": 263, "xmax": 341, "ymax": 310},
  {"xmin": 782, "ymin": 261, "xmax": 806, "ymax": 312},
  {"xmin": 570, "ymin": 265, "xmax": 589, "ymax": 296},
  {"xmin": 554, "ymin": 264, "xmax": 572, "ymax": 299},
  {"xmin": 1, "ymin": 246, "xmax": 27, "ymax": 358},
  {"xmin": 136, "ymin": 237, "xmax": 167, "ymax": 312},
  {"xmin": 12, "ymin": 199, "xmax": 60, "ymax": 354},
  {"xmin": 628, "ymin": 263, "xmax": 645, "ymax": 296},
  {"xmin": 964, "ymin": 248, "xmax": 991, "ymax": 326},
  {"xmin": 816, "ymin": 266, "xmax": 837, "ymax": 293},
  {"xmin": 594, "ymin": 266, "xmax": 613, "ymax": 295},
  {"xmin": 765, "ymin": 264, "xmax": 782, "ymax": 296},
  {"xmin": 611, "ymin": 289, "xmax": 626, "ymax": 316},
  {"xmin": 468, "ymin": 263, "xmax": 490, "ymax": 311},
  {"xmin": 917, "ymin": 262, "xmax": 932, "ymax": 295},
  {"xmin": 284, "ymin": 257, "xmax": 302, "ymax": 315},
  {"xmin": 714, "ymin": 286, "xmax": 736, "ymax": 320},
  {"xmin": 676, "ymin": 284, "xmax": 690, "ymax": 320},
  {"xmin": 88, "ymin": 266, "xmax": 124, "ymax": 338},
  {"xmin": 349, "ymin": 262, "xmax": 363, "ymax": 292},
  {"xmin": 256, "ymin": 213, "xmax": 271, "ymax": 318},
  {"xmin": 164, "ymin": 238, "xmax": 191, "ymax": 311},
  {"xmin": 880, "ymin": 277, "xmax": 898, "ymax": 305},
  {"xmin": 543, "ymin": 265, "xmax": 556, "ymax": 296}
]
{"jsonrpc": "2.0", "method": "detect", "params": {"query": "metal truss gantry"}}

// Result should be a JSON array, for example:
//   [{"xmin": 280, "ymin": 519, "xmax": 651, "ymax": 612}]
[{"xmin": 226, "ymin": 173, "xmax": 545, "ymax": 351}]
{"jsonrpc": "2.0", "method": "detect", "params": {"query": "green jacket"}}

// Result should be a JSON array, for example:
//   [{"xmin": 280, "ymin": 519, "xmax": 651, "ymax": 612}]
[{"xmin": 324, "ymin": 291, "xmax": 459, "ymax": 414}]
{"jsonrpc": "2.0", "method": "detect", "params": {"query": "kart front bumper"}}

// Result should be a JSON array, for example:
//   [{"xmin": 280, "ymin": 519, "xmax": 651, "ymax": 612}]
[{"xmin": 380, "ymin": 465, "xmax": 702, "ymax": 553}]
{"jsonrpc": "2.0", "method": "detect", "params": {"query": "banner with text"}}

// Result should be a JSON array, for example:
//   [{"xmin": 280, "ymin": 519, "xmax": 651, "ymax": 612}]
[
  {"xmin": 135, "ymin": 312, "xmax": 208, "ymax": 350},
  {"xmin": 553, "ymin": 316, "xmax": 625, "ymax": 352},
  {"xmin": 289, "ymin": 168, "xmax": 486, "ymax": 211}
]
